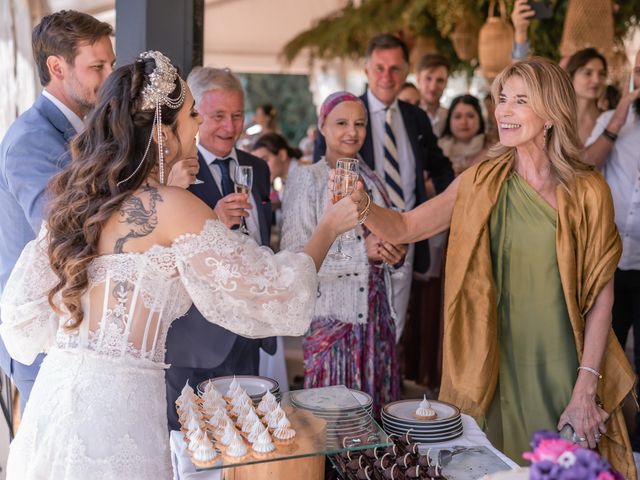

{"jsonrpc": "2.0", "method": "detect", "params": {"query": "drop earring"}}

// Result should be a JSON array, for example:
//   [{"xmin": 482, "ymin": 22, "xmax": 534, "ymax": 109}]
[{"xmin": 542, "ymin": 124, "xmax": 551, "ymax": 150}]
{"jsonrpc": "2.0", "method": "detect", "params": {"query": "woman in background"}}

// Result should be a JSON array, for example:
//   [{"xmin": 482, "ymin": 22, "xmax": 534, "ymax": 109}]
[
  {"xmin": 438, "ymin": 94, "xmax": 490, "ymax": 176},
  {"xmin": 281, "ymin": 92, "xmax": 405, "ymax": 414}
]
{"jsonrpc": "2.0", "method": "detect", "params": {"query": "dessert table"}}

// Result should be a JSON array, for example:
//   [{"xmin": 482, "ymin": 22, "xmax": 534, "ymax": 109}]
[
  {"xmin": 171, "ymin": 385, "xmax": 390, "ymax": 479},
  {"xmin": 170, "ymin": 385, "xmax": 519, "ymax": 480}
]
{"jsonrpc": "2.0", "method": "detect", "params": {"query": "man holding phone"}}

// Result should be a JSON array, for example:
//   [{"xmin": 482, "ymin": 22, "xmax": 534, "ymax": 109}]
[
  {"xmin": 511, "ymin": 0, "xmax": 553, "ymax": 60},
  {"xmin": 584, "ymin": 50, "xmax": 640, "ymax": 447}
]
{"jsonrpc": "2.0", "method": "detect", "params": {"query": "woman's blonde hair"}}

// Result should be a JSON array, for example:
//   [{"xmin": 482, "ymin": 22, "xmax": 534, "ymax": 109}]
[{"xmin": 488, "ymin": 57, "xmax": 591, "ymax": 188}]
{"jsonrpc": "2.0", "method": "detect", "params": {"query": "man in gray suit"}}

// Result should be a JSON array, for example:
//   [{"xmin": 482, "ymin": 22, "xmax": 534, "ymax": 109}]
[
  {"xmin": 0, "ymin": 10, "xmax": 114, "ymax": 411},
  {"xmin": 165, "ymin": 67, "xmax": 275, "ymax": 430}
]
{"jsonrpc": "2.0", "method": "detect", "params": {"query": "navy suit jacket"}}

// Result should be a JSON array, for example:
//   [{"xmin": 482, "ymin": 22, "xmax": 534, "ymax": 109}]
[
  {"xmin": 314, "ymin": 92, "xmax": 454, "ymax": 273},
  {"xmin": 0, "ymin": 94, "xmax": 74, "ymax": 379},
  {"xmin": 164, "ymin": 149, "xmax": 275, "ymax": 369}
]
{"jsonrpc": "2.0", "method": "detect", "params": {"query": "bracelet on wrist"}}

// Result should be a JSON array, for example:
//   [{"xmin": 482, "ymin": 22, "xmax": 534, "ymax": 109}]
[
  {"xmin": 357, "ymin": 193, "xmax": 372, "ymax": 225},
  {"xmin": 601, "ymin": 129, "xmax": 618, "ymax": 142},
  {"xmin": 577, "ymin": 365, "xmax": 602, "ymax": 380}
]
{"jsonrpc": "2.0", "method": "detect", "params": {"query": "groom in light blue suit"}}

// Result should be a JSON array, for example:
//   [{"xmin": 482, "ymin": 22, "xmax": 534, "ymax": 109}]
[{"xmin": 0, "ymin": 10, "xmax": 114, "ymax": 411}]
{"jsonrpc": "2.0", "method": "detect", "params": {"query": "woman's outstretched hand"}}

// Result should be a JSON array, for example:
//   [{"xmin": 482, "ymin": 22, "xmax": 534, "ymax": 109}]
[{"xmin": 320, "ymin": 195, "xmax": 359, "ymax": 238}]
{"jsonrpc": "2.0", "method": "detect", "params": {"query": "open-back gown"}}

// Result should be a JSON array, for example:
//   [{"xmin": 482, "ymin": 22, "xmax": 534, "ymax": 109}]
[{"xmin": 0, "ymin": 220, "xmax": 317, "ymax": 479}]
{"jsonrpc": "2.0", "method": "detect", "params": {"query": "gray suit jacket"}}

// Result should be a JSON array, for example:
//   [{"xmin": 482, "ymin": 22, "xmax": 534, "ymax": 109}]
[
  {"xmin": 0, "ymin": 94, "xmax": 74, "ymax": 377},
  {"xmin": 164, "ymin": 149, "xmax": 275, "ymax": 370}
]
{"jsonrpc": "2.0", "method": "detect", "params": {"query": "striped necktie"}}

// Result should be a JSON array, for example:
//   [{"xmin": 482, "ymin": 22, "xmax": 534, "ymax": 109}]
[{"xmin": 383, "ymin": 107, "xmax": 405, "ymax": 210}]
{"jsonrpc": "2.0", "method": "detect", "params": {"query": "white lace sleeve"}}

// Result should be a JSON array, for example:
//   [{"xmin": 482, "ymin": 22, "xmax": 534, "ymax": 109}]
[
  {"xmin": 0, "ymin": 227, "xmax": 59, "ymax": 364},
  {"xmin": 173, "ymin": 220, "xmax": 317, "ymax": 338}
]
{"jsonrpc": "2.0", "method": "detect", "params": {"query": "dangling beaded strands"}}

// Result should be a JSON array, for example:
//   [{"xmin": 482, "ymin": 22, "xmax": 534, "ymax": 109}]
[{"xmin": 117, "ymin": 51, "xmax": 186, "ymax": 188}]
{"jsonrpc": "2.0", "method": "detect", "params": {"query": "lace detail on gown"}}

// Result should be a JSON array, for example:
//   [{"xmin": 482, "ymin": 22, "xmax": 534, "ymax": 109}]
[{"xmin": 0, "ymin": 219, "xmax": 317, "ymax": 479}]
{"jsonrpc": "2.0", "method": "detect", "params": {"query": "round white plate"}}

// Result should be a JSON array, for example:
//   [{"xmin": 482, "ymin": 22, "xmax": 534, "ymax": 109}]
[
  {"xmin": 349, "ymin": 389, "xmax": 373, "ymax": 408},
  {"xmin": 198, "ymin": 375, "xmax": 279, "ymax": 397},
  {"xmin": 382, "ymin": 420, "xmax": 462, "ymax": 436},
  {"xmin": 381, "ymin": 412, "xmax": 461, "ymax": 431},
  {"xmin": 383, "ymin": 399, "xmax": 460, "ymax": 424},
  {"xmin": 291, "ymin": 388, "xmax": 367, "ymax": 412},
  {"xmin": 383, "ymin": 424, "xmax": 464, "ymax": 443}
]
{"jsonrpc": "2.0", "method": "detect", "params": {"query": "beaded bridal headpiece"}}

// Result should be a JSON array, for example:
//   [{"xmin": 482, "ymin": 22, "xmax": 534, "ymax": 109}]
[{"xmin": 117, "ymin": 50, "xmax": 186, "ymax": 187}]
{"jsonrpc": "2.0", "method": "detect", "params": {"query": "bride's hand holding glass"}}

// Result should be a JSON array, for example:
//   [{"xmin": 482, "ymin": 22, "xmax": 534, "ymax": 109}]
[{"xmin": 166, "ymin": 156, "xmax": 200, "ymax": 189}]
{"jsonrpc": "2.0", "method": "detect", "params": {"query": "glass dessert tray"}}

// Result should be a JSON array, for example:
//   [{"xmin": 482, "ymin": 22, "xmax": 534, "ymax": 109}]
[{"xmin": 191, "ymin": 385, "xmax": 390, "ymax": 471}]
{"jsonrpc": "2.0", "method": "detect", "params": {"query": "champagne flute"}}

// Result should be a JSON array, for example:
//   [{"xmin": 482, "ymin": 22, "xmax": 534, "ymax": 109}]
[
  {"xmin": 328, "ymin": 158, "xmax": 359, "ymax": 260},
  {"xmin": 234, "ymin": 165, "xmax": 253, "ymax": 235},
  {"xmin": 192, "ymin": 132, "xmax": 204, "ymax": 184}
]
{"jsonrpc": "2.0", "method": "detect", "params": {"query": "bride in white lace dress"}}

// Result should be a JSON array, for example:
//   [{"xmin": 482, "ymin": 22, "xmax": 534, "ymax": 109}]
[{"xmin": 0, "ymin": 52, "xmax": 360, "ymax": 480}]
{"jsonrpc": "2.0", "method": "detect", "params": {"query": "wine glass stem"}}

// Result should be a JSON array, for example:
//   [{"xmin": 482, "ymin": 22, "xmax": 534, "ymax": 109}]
[{"xmin": 336, "ymin": 234, "xmax": 343, "ymax": 254}]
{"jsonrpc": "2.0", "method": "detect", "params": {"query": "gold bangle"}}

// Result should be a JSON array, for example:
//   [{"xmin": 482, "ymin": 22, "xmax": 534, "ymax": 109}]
[
  {"xmin": 357, "ymin": 193, "xmax": 371, "ymax": 225},
  {"xmin": 578, "ymin": 366, "xmax": 602, "ymax": 380}
]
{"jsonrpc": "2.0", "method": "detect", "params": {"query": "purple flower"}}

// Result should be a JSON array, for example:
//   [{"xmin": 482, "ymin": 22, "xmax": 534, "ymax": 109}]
[{"xmin": 531, "ymin": 430, "xmax": 561, "ymax": 449}]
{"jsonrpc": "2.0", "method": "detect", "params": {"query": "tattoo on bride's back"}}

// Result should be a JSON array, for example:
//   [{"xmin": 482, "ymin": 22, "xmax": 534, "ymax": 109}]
[{"xmin": 114, "ymin": 184, "xmax": 163, "ymax": 254}]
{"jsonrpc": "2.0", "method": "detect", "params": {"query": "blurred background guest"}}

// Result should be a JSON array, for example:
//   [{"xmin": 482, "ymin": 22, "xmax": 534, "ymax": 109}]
[
  {"xmin": 397, "ymin": 82, "xmax": 421, "ymax": 106},
  {"xmin": 254, "ymin": 103, "xmax": 279, "ymax": 135},
  {"xmin": 416, "ymin": 53, "xmax": 450, "ymax": 137},
  {"xmin": 565, "ymin": 48, "xmax": 608, "ymax": 145},
  {"xmin": 298, "ymin": 125, "xmax": 318, "ymax": 162},
  {"xmin": 438, "ymin": 94, "xmax": 490, "ymax": 176},
  {"xmin": 281, "ymin": 92, "xmax": 405, "ymax": 414},
  {"xmin": 598, "ymin": 84, "xmax": 622, "ymax": 111},
  {"xmin": 251, "ymin": 132, "xmax": 303, "ymax": 249}
]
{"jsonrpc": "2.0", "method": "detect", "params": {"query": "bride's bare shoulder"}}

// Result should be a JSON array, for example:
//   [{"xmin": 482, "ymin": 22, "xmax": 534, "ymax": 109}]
[{"xmin": 155, "ymin": 185, "xmax": 216, "ymax": 238}]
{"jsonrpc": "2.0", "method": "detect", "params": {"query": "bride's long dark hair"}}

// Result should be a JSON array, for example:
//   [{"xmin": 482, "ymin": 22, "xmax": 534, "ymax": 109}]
[{"xmin": 46, "ymin": 56, "xmax": 183, "ymax": 329}]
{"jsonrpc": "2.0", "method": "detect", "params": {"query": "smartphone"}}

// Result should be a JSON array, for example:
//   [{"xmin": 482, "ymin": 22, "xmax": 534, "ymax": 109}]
[{"xmin": 528, "ymin": 0, "xmax": 553, "ymax": 19}]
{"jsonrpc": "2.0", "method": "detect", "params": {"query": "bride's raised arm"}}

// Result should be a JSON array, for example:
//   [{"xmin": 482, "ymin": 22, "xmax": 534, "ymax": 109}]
[
  {"xmin": 163, "ymin": 186, "xmax": 358, "ymax": 339},
  {"xmin": 358, "ymin": 174, "xmax": 462, "ymax": 245}
]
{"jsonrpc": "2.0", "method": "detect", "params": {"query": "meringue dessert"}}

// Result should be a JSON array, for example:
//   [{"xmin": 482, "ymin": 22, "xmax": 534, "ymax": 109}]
[
  {"xmin": 272, "ymin": 415, "xmax": 296, "ymax": 442},
  {"xmin": 252, "ymin": 428, "xmax": 276, "ymax": 454},
  {"xmin": 225, "ymin": 432, "xmax": 248, "ymax": 458},
  {"xmin": 257, "ymin": 390, "xmax": 277, "ymax": 415},
  {"xmin": 241, "ymin": 409, "xmax": 261, "ymax": 433},
  {"xmin": 225, "ymin": 376, "xmax": 240, "ymax": 399},
  {"xmin": 266, "ymin": 405, "xmax": 285, "ymax": 430},
  {"xmin": 190, "ymin": 434, "xmax": 218, "ymax": 467},
  {"xmin": 415, "ymin": 395, "xmax": 437, "ymax": 420},
  {"xmin": 220, "ymin": 422, "xmax": 237, "ymax": 446},
  {"xmin": 176, "ymin": 380, "xmax": 197, "ymax": 406},
  {"xmin": 248, "ymin": 421, "xmax": 266, "ymax": 444},
  {"xmin": 187, "ymin": 426, "xmax": 208, "ymax": 452}
]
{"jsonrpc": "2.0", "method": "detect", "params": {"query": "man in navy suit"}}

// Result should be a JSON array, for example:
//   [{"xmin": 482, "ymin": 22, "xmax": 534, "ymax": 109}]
[
  {"xmin": 165, "ymin": 67, "xmax": 275, "ymax": 430},
  {"xmin": 0, "ymin": 10, "xmax": 114, "ymax": 411},
  {"xmin": 314, "ymin": 34, "xmax": 454, "ymax": 340}
]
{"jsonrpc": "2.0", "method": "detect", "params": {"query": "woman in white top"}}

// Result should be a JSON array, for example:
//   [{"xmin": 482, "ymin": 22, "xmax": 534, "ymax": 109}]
[
  {"xmin": 0, "ymin": 52, "xmax": 358, "ymax": 480},
  {"xmin": 281, "ymin": 92, "xmax": 406, "ymax": 414}
]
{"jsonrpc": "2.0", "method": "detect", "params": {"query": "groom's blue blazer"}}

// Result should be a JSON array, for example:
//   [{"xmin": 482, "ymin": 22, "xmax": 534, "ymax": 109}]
[{"xmin": 0, "ymin": 94, "xmax": 75, "ymax": 407}]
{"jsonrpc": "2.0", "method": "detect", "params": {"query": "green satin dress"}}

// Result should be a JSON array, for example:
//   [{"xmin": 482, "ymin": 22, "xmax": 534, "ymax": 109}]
[{"xmin": 485, "ymin": 172, "xmax": 578, "ymax": 463}]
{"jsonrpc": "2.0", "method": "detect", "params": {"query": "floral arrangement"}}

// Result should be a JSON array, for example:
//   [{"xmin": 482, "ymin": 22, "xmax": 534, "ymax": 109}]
[{"xmin": 523, "ymin": 431, "xmax": 623, "ymax": 480}]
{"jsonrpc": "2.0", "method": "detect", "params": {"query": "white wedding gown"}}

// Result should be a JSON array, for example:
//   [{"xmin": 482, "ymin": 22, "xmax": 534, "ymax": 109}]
[{"xmin": 0, "ymin": 220, "xmax": 317, "ymax": 480}]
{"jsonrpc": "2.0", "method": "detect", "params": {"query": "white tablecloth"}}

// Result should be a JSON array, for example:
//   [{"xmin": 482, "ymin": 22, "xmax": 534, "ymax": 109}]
[{"xmin": 170, "ymin": 414, "xmax": 517, "ymax": 479}]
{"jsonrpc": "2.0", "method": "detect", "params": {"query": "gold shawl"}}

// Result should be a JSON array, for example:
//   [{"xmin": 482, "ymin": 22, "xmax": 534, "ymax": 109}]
[{"xmin": 439, "ymin": 151, "xmax": 636, "ymax": 477}]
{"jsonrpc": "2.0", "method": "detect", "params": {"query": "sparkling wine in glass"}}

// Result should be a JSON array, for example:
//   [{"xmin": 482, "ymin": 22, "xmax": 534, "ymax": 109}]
[
  {"xmin": 328, "ymin": 158, "xmax": 359, "ymax": 260},
  {"xmin": 235, "ymin": 165, "xmax": 253, "ymax": 235}
]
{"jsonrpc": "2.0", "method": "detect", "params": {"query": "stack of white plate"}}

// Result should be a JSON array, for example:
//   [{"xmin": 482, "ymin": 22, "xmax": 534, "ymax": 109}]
[
  {"xmin": 197, "ymin": 375, "xmax": 280, "ymax": 404},
  {"xmin": 290, "ymin": 387, "xmax": 374, "ymax": 439},
  {"xmin": 381, "ymin": 399, "xmax": 463, "ymax": 443}
]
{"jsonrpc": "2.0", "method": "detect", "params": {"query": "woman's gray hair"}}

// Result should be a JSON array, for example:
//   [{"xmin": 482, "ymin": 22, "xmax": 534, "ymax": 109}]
[{"xmin": 186, "ymin": 66, "xmax": 244, "ymax": 105}]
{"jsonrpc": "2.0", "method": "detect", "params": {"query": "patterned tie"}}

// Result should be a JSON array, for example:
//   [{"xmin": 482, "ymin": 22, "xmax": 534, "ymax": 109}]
[
  {"xmin": 383, "ymin": 107, "xmax": 405, "ymax": 210},
  {"xmin": 214, "ymin": 157, "xmax": 234, "ymax": 196}
]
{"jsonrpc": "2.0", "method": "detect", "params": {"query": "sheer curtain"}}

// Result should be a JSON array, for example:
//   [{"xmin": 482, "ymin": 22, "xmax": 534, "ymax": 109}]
[{"xmin": 0, "ymin": 0, "xmax": 38, "ymax": 139}]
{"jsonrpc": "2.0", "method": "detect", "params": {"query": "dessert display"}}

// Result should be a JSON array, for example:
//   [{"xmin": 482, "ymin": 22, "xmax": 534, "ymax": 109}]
[
  {"xmin": 415, "ymin": 395, "xmax": 437, "ymax": 420},
  {"xmin": 177, "ymin": 381, "xmax": 298, "ymax": 469},
  {"xmin": 331, "ymin": 432, "xmax": 447, "ymax": 480}
]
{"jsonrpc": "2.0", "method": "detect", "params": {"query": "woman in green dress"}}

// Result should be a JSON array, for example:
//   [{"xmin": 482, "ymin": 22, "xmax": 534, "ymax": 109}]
[{"xmin": 348, "ymin": 57, "xmax": 636, "ymax": 477}]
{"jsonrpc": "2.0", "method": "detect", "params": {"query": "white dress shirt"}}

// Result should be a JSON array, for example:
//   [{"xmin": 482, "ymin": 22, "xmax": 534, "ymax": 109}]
[
  {"xmin": 367, "ymin": 89, "xmax": 417, "ymax": 211},
  {"xmin": 425, "ymin": 105, "xmax": 448, "ymax": 138},
  {"xmin": 586, "ymin": 109, "xmax": 640, "ymax": 270},
  {"xmin": 198, "ymin": 145, "xmax": 261, "ymax": 244},
  {"xmin": 42, "ymin": 89, "xmax": 85, "ymax": 134}
]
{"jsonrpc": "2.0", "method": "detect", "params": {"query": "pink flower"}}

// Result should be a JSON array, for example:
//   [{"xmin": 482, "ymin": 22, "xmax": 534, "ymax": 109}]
[
  {"xmin": 523, "ymin": 438, "xmax": 579, "ymax": 463},
  {"xmin": 596, "ymin": 473, "xmax": 615, "ymax": 480}
]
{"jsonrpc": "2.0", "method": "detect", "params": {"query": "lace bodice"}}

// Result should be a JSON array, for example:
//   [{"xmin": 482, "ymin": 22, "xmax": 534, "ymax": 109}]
[{"xmin": 0, "ymin": 220, "xmax": 317, "ymax": 365}]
